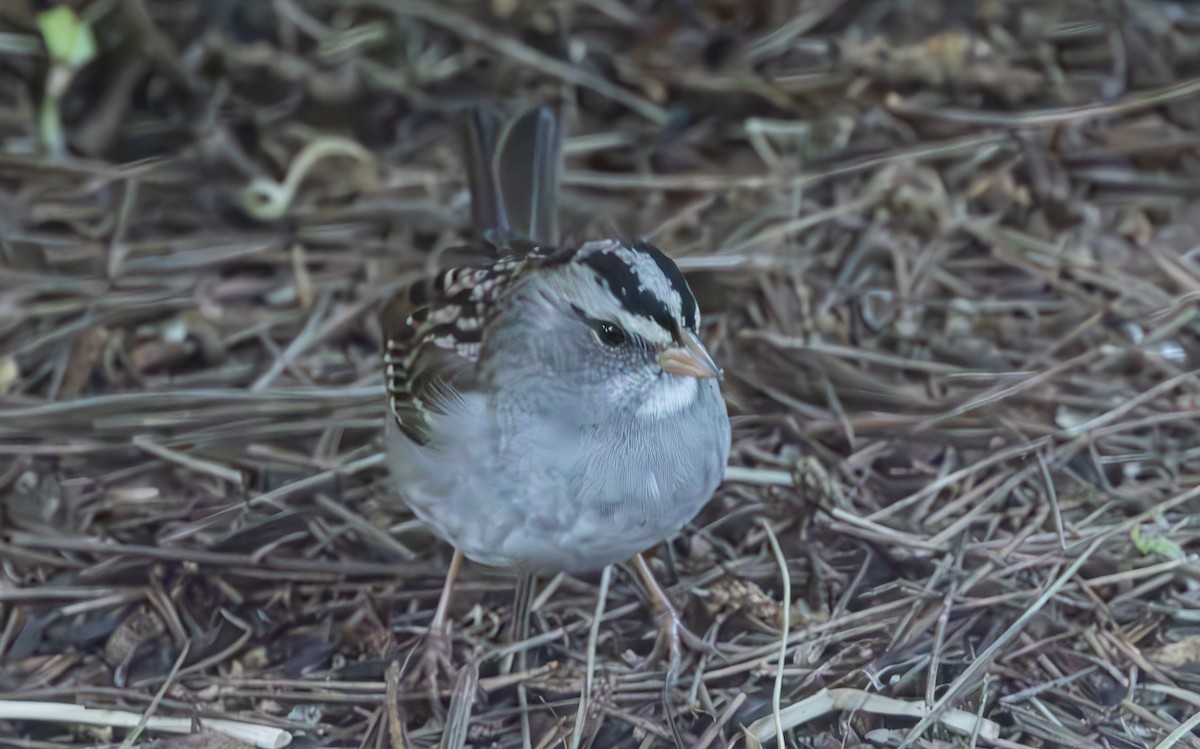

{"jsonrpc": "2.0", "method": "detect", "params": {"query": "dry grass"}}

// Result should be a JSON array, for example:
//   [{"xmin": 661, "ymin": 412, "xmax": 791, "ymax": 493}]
[{"xmin": 3, "ymin": 0, "xmax": 1200, "ymax": 747}]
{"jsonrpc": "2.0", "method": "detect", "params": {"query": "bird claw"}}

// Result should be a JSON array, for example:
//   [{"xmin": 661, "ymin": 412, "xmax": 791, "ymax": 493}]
[
  {"xmin": 403, "ymin": 548, "xmax": 465, "ymax": 702},
  {"xmin": 631, "ymin": 552, "xmax": 714, "ymax": 676},
  {"xmin": 404, "ymin": 623, "xmax": 456, "ymax": 698},
  {"xmin": 646, "ymin": 608, "xmax": 714, "ymax": 675}
]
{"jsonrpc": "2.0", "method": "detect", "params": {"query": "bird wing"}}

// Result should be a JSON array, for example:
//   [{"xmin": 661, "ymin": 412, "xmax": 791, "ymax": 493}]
[
  {"xmin": 383, "ymin": 259, "xmax": 508, "ymax": 444},
  {"xmin": 384, "ymin": 103, "xmax": 565, "ymax": 444}
]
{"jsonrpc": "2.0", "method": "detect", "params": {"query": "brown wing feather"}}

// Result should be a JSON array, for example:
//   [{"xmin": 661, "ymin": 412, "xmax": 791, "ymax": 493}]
[
  {"xmin": 385, "ymin": 105, "xmax": 567, "ymax": 444},
  {"xmin": 382, "ymin": 284, "xmax": 430, "ymax": 444},
  {"xmin": 381, "ymin": 252, "xmax": 541, "ymax": 444}
]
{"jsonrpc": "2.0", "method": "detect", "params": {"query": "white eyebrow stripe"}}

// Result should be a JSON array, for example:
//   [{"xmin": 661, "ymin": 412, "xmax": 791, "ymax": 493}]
[
  {"xmin": 574, "ymin": 239, "xmax": 692, "ymax": 332},
  {"xmin": 544, "ymin": 262, "xmax": 675, "ymax": 345}
]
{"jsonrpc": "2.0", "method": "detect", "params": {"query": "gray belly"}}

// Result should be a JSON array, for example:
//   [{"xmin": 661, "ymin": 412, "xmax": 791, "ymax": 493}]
[{"xmin": 385, "ymin": 380, "xmax": 730, "ymax": 574}]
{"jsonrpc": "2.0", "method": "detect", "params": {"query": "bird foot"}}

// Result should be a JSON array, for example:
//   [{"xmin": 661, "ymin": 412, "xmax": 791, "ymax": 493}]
[
  {"xmin": 646, "ymin": 608, "xmax": 715, "ymax": 676},
  {"xmin": 630, "ymin": 552, "xmax": 714, "ymax": 676},
  {"xmin": 402, "ymin": 548, "xmax": 465, "ymax": 701},
  {"xmin": 404, "ymin": 623, "xmax": 457, "ymax": 698}
]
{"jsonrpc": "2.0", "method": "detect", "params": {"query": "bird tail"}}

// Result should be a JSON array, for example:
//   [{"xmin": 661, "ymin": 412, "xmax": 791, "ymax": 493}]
[{"xmin": 460, "ymin": 104, "xmax": 562, "ymax": 248}]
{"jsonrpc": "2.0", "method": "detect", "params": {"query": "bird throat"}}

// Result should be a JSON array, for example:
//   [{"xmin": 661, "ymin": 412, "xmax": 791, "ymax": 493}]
[{"xmin": 636, "ymin": 374, "xmax": 700, "ymax": 419}]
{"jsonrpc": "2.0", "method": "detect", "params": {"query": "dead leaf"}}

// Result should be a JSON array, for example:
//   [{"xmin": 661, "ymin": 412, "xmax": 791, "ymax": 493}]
[
  {"xmin": 59, "ymin": 326, "xmax": 108, "ymax": 398},
  {"xmin": 144, "ymin": 730, "xmax": 256, "ymax": 749},
  {"xmin": 0, "ymin": 356, "xmax": 18, "ymax": 395},
  {"xmin": 1149, "ymin": 637, "xmax": 1200, "ymax": 670}
]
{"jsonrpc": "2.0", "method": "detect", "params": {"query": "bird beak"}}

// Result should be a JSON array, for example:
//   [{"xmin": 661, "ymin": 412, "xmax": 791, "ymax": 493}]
[{"xmin": 658, "ymin": 329, "xmax": 723, "ymax": 380}]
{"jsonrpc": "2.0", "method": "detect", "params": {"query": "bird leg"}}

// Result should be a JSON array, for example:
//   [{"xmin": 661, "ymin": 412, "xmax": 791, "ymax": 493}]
[
  {"xmin": 511, "ymin": 572, "xmax": 538, "ymax": 643},
  {"xmin": 407, "ymin": 548, "xmax": 464, "ymax": 695},
  {"xmin": 632, "ymin": 552, "xmax": 713, "ymax": 674},
  {"xmin": 499, "ymin": 571, "xmax": 539, "ymax": 676}
]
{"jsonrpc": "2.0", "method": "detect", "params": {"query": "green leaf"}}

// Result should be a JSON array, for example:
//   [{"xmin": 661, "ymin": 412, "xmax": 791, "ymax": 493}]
[
  {"xmin": 1130, "ymin": 524, "xmax": 1185, "ymax": 560},
  {"xmin": 36, "ymin": 5, "xmax": 96, "ymax": 69}
]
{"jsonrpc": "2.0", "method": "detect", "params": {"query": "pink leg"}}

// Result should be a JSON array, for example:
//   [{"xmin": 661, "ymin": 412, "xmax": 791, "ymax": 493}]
[{"xmin": 632, "ymin": 552, "xmax": 713, "ymax": 673}]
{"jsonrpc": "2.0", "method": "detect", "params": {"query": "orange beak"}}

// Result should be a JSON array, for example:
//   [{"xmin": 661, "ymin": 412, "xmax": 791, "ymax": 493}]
[{"xmin": 658, "ymin": 329, "xmax": 722, "ymax": 380}]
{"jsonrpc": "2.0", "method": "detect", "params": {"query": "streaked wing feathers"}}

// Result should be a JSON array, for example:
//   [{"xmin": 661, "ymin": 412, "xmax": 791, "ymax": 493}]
[
  {"xmin": 382, "ymin": 252, "xmax": 538, "ymax": 444},
  {"xmin": 385, "ymin": 103, "xmax": 566, "ymax": 445}
]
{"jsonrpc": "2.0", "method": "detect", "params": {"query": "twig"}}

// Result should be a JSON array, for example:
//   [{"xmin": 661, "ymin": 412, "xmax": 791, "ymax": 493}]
[
  {"xmin": 897, "ymin": 537, "xmax": 1105, "ymax": 749},
  {"xmin": 571, "ymin": 564, "xmax": 612, "ymax": 749},
  {"xmin": 758, "ymin": 518, "xmax": 791, "ymax": 749},
  {"xmin": 746, "ymin": 688, "xmax": 1001, "ymax": 743},
  {"xmin": 118, "ymin": 641, "xmax": 191, "ymax": 749},
  {"xmin": 0, "ymin": 701, "xmax": 291, "ymax": 748}
]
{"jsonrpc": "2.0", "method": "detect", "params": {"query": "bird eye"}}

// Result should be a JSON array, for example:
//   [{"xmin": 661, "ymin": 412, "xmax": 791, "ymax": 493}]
[{"xmin": 594, "ymin": 321, "xmax": 627, "ymax": 347}]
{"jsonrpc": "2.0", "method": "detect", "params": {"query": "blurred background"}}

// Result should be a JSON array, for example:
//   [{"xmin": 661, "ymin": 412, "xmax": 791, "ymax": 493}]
[{"xmin": 3, "ymin": 1, "xmax": 1200, "ymax": 747}]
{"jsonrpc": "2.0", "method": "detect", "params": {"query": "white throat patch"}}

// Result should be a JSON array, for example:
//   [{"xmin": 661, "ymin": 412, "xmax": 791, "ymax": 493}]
[{"xmin": 636, "ymin": 374, "xmax": 699, "ymax": 419}]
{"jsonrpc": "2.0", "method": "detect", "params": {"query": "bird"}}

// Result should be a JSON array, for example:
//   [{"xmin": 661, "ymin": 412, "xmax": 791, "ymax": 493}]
[{"xmin": 380, "ymin": 103, "xmax": 731, "ymax": 685}]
